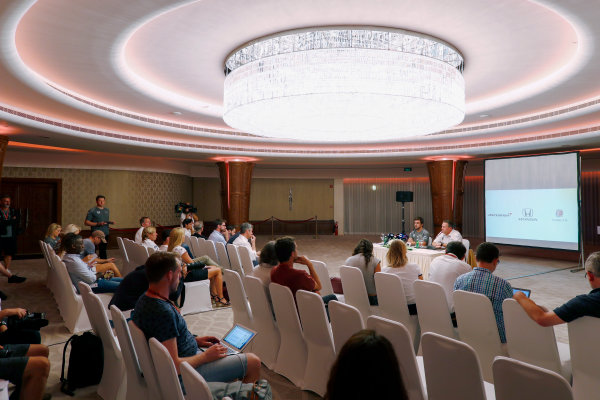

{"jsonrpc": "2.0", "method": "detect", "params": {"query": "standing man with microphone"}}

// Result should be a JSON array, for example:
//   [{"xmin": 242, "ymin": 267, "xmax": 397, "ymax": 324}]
[{"xmin": 85, "ymin": 195, "xmax": 114, "ymax": 259}]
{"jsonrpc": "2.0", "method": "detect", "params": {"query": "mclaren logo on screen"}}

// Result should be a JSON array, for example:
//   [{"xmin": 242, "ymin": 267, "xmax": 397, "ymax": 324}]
[{"xmin": 518, "ymin": 208, "xmax": 537, "ymax": 221}]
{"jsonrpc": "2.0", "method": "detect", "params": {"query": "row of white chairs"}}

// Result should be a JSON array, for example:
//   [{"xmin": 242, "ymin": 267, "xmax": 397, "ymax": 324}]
[
  {"xmin": 78, "ymin": 281, "xmax": 231, "ymax": 400},
  {"xmin": 40, "ymin": 240, "xmax": 112, "ymax": 332},
  {"xmin": 117, "ymin": 237, "xmax": 213, "ymax": 315}
]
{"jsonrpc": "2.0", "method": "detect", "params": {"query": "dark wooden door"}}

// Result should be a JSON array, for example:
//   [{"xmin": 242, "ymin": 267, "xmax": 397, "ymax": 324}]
[{"xmin": 0, "ymin": 178, "xmax": 61, "ymax": 255}]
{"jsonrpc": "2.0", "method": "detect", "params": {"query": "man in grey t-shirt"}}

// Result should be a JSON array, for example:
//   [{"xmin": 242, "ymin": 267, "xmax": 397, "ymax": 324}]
[
  {"xmin": 407, "ymin": 216, "xmax": 430, "ymax": 247},
  {"xmin": 85, "ymin": 195, "xmax": 113, "ymax": 259}
]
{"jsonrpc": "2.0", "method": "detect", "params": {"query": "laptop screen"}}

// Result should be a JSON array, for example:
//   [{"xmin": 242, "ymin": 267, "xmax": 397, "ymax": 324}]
[
  {"xmin": 222, "ymin": 325, "xmax": 256, "ymax": 351},
  {"xmin": 512, "ymin": 288, "xmax": 531, "ymax": 298}
]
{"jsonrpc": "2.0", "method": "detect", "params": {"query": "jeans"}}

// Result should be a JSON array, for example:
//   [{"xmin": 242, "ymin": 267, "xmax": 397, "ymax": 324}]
[{"xmin": 92, "ymin": 277, "xmax": 123, "ymax": 293}]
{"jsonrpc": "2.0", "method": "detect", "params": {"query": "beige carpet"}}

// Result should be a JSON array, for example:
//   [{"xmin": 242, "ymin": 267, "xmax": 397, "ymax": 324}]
[{"xmin": 1, "ymin": 235, "xmax": 588, "ymax": 398}]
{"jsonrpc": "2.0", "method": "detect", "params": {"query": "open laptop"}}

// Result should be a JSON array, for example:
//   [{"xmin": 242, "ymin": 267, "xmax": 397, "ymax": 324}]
[
  {"xmin": 512, "ymin": 287, "xmax": 531, "ymax": 298},
  {"xmin": 201, "ymin": 324, "xmax": 257, "ymax": 355}
]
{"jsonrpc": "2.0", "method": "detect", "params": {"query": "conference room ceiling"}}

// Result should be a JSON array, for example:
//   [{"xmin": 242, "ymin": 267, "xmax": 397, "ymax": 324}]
[{"xmin": 1, "ymin": 0, "xmax": 600, "ymax": 166}]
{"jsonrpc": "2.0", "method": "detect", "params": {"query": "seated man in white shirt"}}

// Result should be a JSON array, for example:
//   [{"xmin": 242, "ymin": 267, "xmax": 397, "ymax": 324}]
[
  {"xmin": 428, "ymin": 241, "xmax": 471, "ymax": 312},
  {"xmin": 135, "ymin": 217, "xmax": 151, "ymax": 244},
  {"xmin": 232, "ymin": 222, "xmax": 260, "ymax": 266},
  {"xmin": 432, "ymin": 220, "xmax": 463, "ymax": 249}
]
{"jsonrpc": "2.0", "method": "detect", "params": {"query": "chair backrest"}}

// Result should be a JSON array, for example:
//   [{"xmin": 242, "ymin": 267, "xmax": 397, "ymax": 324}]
[
  {"xmin": 110, "ymin": 305, "xmax": 148, "ymax": 400},
  {"xmin": 39, "ymin": 240, "xmax": 51, "ymax": 267},
  {"xmin": 204, "ymin": 240, "xmax": 219, "ymax": 265},
  {"xmin": 129, "ymin": 242, "xmax": 150, "ymax": 269},
  {"xmin": 147, "ymin": 247, "xmax": 156, "ymax": 255},
  {"xmin": 237, "ymin": 245, "xmax": 255, "ymax": 275},
  {"xmin": 421, "ymin": 332, "xmax": 488, "ymax": 400},
  {"xmin": 503, "ymin": 298, "xmax": 563, "ymax": 375},
  {"xmin": 493, "ymin": 356, "xmax": 573, "ymax": 400},
  {"xmin": 226, "ymin": 244, "xmax": 244, "ymax": 276},
  {"xmin": 374, "ymin": 272, "xmax": 412, "ymax": 327},
  {"xmin": 462, "ymin": 238, "xmax": 470, "ymax": 254},
  {"xmin": 184, "ymin": 235, "xmax": 192, "ymax": 248},
  {"xmin": 310, "ymin": 260, "xmax": 334, "ymax": 296},
  {"xmin": 180, "ymin": 361, "xmax": 213, "ymax": 400},
  {"xmin": 117, "ymin": 236, "xmax": 130, "ymax": 266},
  {"xmin": 413, "ymin": 280, "xmax": 458, "ymax": 339},
  {"xmin": 453, "ymin": 290, "xmax": 504, "ymax": 382},
  {"xmin": 223, "ymin": 269, "xmax": 253, "ymax": 328},
  {"xmin": 188, "ymin": 236, "xmax": 200, "ymax": 257},
  {"xmin": 79, "ymin": 282, "xmax": 120, "ymax": 356},
  {"xmin": 339, "ymin": 265, "xmax": 372, "ymax": 325},
  {"xmin": 269, "ymin": 282, "xmax": 307, "ymax": 387},
  {"xmin": 215, "ymin": 241, "xmax": 231, "ymax": 269},
  {"xmin": 367, "ymin": 316, "xmax": 426, "ymax": 400},
  {"xmin": 148, "ymin": 338, "xmax": 185, "ymax": 400},
  {"xmin": 296, "ymin": 289, "xmax": 336, "ymax": 397},
  {"xmin": 329, "ymin": 300, "xmax": 364, "ymax": 354},
  {"xmin": 129, "ymin": 321, "xmax": 163, "ymax": 400},
  {"xmin": 244, "ymin": 275, "xmax": 280, "ymax": 368},
  {"xmin": 192, "ymin": 236, "xmax": 206, "ymax": 257},
  {"xmin": 568, "ymin": 316, "xmax": 600, "ymax": 400}
]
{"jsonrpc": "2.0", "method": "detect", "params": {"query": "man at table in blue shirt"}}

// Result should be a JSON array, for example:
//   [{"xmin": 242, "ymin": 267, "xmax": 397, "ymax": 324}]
[
  {"xmin": 407, "ymin": 216, "xmax": 430, "ymax": 247},
  {"xmin": 513, "ymin": 251, "xmax": 600, "ymax": 326},
  {"xmin": 453, "ymin": 242, "xmax": 513, "ymax": 343}
]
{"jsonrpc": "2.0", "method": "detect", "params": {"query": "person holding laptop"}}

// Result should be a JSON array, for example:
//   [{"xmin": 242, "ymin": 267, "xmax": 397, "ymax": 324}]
[
  {"xmin": 131, "ymin": 252, "xmax": 261, "ymax": 382},
  {"xmin": 514, "ymin": 251, "xmax": 600, "ymax": 326}
]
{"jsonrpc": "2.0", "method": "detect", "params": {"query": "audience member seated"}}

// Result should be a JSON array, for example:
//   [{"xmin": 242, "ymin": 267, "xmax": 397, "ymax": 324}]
[
  {"xmin": 0, "ymin": 260, "xmax": 26, "ymax": 297},
  {"xmin": 248, "ymin": 241, "xmax": 278, "ymax": 305},
  {"xmin": 271, "ymin": 236, "xmax": 337, "ymax": 311},
  {"xmin": 141, "ymin": 226, "xmax": 159, "ymax": 251},
  {"xmin": 135, "ymin": 216, "xmax": 151, "ymax": 244},
  {"xmin": 182, "ymin": 218, "xmax": 194, "ymax": 238},
  {"xmin": 81, "ymin": 230, "xmax": 122, "ymax": 277},
  {"xmin": 0, "ymin": 342, "xmax": 50, "ymax": 400},
  {"xmin": 192, "ymin": 221, "xmax": 205, "ymax": 239},
  {"xmin": 514, "ymin": 250, "xmax": 600, "ymax": 326},
  {"xmin": 159, "ymin": 229, "xmax": 170, "ymax": 252},
  {"xmin": 344, "ymin": 239, "xmax": 381, "ymax": 305},
  {"xmin": 62, "ymin": 233, "xmax": 123, "ymax": 294},
  {"xmin": 227, "ymin": 227, "xmax": 240, "ymax": 245},
  {"xmin": 61, "ymin": 224, "xmax": 80, "ymax": 236},
  {"xmin": 432, "ymin": 220, "xmax": 463, "ymax": 249},
  {"xmin": 453, "ymin": 242, "xmax": 512, "ymax": 343},
  {"xmin": 382, "ymin": 239, "xmax": 422, "ymax": 314},
  {"xmin": 232, "ymin": 222, "xmax": 260, "ymax": 266},
  {"xmin": 208, "ymin": 219, "xmax": 229, "ymax": 244},
  {"xmin": 428, "ymin": 241, "xmax": 471, "ymax": 312},
  {"xmin": 168, "ymin": 228, "xmax": 228, "ymax": 306},
  {"xmin": 43, "ymin": 223, "xmax": 61, "ymax": 252},
  {"xmin": 324, "ymin": 329, "xmax": 408, "ymax": 400},
  {"xmin": 131, "ymin": 252, "xmax": 261, "ymax": 383}
]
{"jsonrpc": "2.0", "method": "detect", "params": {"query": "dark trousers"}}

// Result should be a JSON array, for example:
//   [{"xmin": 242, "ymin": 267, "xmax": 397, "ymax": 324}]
[{"xmin": 99, "ymin": 236, "xmax": 108, "ymax": 259}]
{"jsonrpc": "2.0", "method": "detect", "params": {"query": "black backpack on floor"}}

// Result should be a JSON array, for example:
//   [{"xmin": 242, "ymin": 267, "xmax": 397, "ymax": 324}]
[{"xmin": 60, "ymin": 331, "xmax": 104, "ymax": 396}]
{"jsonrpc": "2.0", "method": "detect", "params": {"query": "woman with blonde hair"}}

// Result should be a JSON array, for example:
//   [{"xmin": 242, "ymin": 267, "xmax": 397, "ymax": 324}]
[
  {"xmin": 383, "ymin": 240, "xmax": 422, "ymax": 314},
  {"xmin": 168, "ymin": 228, "xmax": 228, "ymax": 306},
  {"xmin": 43, "ymin": 223, "xmax": 62, "ymax": 251},
  {"xmin": 141, "ymin": 226, "xmax": 159, "ymax": 251}
]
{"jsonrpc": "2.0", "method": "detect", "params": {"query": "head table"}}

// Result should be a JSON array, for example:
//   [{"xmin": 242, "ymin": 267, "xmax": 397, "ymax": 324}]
[{"xmin": 373, "ymin": 243, "xmax": 445, "ymax": 280}]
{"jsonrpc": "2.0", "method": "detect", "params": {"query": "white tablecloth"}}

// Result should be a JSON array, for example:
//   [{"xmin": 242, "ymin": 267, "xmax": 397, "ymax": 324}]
[{"xmin": 373, "ymin": 243, "xmax": 445, "ymax": 279}]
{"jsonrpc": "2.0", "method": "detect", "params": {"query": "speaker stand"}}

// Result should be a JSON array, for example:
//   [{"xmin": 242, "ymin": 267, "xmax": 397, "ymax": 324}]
[{"xmin": 401, "ymin": 201, "xmax": 406, "ymax": 235}]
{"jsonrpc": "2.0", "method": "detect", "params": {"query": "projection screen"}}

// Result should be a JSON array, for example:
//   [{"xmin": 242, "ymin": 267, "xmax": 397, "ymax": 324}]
[{"xmin": 484, "ymin": 152, "xmax": 580, "ymax": 251}]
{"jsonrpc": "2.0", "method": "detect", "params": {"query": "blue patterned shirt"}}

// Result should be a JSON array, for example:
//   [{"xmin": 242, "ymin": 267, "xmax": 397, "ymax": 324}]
[{"xmin": 453, "ymin": 267, "xmax": 513, "ymax": 342}]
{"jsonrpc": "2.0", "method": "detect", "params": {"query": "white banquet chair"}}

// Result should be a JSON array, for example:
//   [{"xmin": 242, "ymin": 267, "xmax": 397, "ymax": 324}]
[
  {"xmin": 237, "ymin": 245, "xmax": 255, "ymax": 275},
  {"xmin": 215, "ymin": 241, "xmax": 231, "ymax": 269},
  {"xmin": 568, "ymin": 316, "xmax": 600, "ymax": 400},
  {"xmin": 226, "ymin": 243, "xmax": 244, "ymax": 276},
  {"xmin": 414, "ymin": 280, "xmax": 459, "ymax": 339},
  {"xmin": 180, "ymin": 361, "xmax": 218, "ymax": 400},
  {"xmin": 329, "ymin": 300, "xmax": 364, "ymax": 354},
  {"xmin": 224, "ymin": 269, "xmax": 253, "ymax": 328},
  {"xmin": 339, "ymin": 265, "xmax": 378, "ymax": 325},
  {"xmin": 148, "ymin": 338, "xmax": 185, "ymax": 400},
  {"xmin": 311, "ymin": 260, "xmax": 345, "ymax": 303},
  {"xmin": 129, "ymin": 321, "xmax": 163, "ymax": 400},
  {"xmin": 269, "ymin": 282, "xmax": 307, "ymax": 387},
  {"xmin": 204, "ymin": 240, "xmax": 219, "ymax": 265},
  {"xmin": 244, "ymin": 275, "xmax": 280, "ymax": 368}
]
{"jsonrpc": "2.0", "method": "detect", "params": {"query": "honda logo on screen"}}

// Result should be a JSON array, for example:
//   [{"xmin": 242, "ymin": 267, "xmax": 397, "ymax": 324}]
[{"xmin": 522, "ymin": 208, "xmax": 534, "ymax": 217}]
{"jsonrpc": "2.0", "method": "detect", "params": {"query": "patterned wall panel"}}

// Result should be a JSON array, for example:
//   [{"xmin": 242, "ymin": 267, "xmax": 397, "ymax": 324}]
[{"xmin": 2, "ymin": 167, "xmax": 192, "ymax": 228}]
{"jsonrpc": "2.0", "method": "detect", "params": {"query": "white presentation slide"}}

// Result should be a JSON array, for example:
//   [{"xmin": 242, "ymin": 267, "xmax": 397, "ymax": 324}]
[{"xmin": 485, "ymin": 153, "xmax": 580, "ymax": 251}]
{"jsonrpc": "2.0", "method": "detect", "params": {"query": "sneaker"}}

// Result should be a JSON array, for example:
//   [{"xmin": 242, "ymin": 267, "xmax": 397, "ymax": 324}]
[
  {"xmin": 7, "ymin": 275, "xmax": 26, "ymax": 284},
  {"xmin": 0, "ymin": 290, "xmax": 6, "ymax": 300}
]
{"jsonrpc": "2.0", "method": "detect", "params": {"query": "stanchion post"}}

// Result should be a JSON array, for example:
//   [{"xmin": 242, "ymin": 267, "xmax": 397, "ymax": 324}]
[{"xmin": 314, "ymin": 215, "xmax": 318, "ymax": 239}]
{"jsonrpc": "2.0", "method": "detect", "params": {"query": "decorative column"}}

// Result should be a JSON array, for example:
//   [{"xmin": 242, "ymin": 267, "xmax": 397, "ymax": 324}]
[
  {"xmin": 216, "ymin": 161, "xmax": 254, "ymax": 226},
  {"xmin": 427, "ymin": 160, "xmax": 468, "ymax": 234},
  {"xmin": 0, "ymin": 136, "xmax": 8, "ymax": 183}
]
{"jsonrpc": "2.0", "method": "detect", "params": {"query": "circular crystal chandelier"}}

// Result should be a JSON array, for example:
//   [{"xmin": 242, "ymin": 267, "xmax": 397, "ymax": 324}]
[{"xmin": 223, "ymin": 27, "xmax": 465, "ymax": 142}]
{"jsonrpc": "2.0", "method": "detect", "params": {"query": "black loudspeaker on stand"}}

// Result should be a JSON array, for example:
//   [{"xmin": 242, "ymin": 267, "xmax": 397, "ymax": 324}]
[{"xmin": 396, "ymin": 191, "xmax": 413, "ymax": 234}]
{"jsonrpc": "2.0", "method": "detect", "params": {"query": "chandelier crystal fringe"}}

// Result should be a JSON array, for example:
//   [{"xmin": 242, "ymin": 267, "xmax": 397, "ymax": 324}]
[{"xmin": 223, "ymin": 27, "xmax": 465, "ymax": 142}]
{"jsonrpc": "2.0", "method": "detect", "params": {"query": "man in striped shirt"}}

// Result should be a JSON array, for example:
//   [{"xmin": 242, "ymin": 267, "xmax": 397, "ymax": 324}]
[{"xmin": 453, "ymin": 242, "xmax": 513, "ymax": 342}]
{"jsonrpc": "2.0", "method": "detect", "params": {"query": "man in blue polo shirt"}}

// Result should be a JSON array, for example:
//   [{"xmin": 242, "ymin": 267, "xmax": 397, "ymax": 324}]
[{"xmin": 514, "ymin": 251, "xmax": 600, "ymax": 326}]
